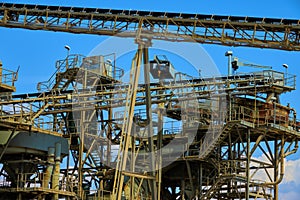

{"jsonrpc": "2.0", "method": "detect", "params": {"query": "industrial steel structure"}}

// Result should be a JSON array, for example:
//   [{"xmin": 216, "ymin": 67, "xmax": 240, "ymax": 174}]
[{"xmin": 0, "ymin": 3, "xmax": 299, "ymax": 200}]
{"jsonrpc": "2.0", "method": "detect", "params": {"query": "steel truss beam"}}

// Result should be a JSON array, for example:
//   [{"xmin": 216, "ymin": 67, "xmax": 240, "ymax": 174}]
[{"xmin": 0, "ymin": 3, "xmax": 299, "ymax": 50}]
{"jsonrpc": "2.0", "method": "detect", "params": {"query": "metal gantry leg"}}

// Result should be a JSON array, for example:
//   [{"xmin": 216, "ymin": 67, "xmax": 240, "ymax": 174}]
[
  {"xmin": 246, "ymin": 129, "xmax": 250, "ymax": 200},
  {"xmin": 112, "ymin": 41, "xmax": 146, "ymax": 200},
  {"xmin": 142, "ymin": 43, "xmax": 158, "ymax": 200}
]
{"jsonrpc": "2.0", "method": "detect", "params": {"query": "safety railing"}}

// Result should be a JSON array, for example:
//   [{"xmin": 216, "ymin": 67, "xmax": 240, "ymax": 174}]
[
  {"xmin": 284, "ymin": 73, "xmax": 296, "ymax": 88},
  {"xmin": 249, "ymin": 179, "xmax": 273, "ymax": 197},
  {"xmin": 37, "ymin": 54, "xmax": 85, "ymax": 91},
  {"xmin": 37, "ymin": 54, "xmax": 124, "ymax": 92},
  {"xmin": 0, "ymin": 67, "xmax": 18, "ymax": 87},
  {"xmin": 229, "ymin": 105, "xmax": 296, "ymax": 130},
  {"xmin": 35, "ymin": 115, "xmax": 69, "ymax": 133},
  {"xmin": 0, "ymin": 176, "xmax": 11, "ymax": 188},
  {"xmin": 200, "ymin": 172, "xmax": 273, "ymax": 199},
  {"xmin": 230, "ymin": 106, "xmax": 254, "ymax": 122},
  {"xmin": 82, "ymin": 54, "xmax": 124, "ymax": 80},
  {"xmin": 163, "ymin": 120, "xmax": 182, "ymax": 135},
  {"xmin": 16, "ymin": 173, "xmax": 42, "ymax": 189},
  {"xmin": 0, "ymin": 101, "xmax": 75, "ymax": 134},
  {"xmin": 88, "ymin": 189, "xmax": 112, "ymax": 200},
  {"xmin": 56, "ymin": 54, "xmax": 85, "ymax": 72},
  {"xmin": 0, "ymin": 103, "xmax": 32, "ymax": 122},
  {"xmin": 252, "ymin": 70, "xmax": 296, "ymax": 89},
  {"xmin": 15, "ymin": 172, "xmax": 76, "ymax": 193}
]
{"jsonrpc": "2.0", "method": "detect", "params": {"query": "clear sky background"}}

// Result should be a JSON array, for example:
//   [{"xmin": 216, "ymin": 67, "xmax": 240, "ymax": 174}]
[{"xmin": 0, "ymin": 0, "xmax": 300, "ymax": 199}]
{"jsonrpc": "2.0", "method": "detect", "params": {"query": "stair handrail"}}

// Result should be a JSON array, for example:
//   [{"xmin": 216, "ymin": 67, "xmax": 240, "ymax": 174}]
[{"xmin": 37, "ymin": 54, "xmax": 85, "ymax": 91}]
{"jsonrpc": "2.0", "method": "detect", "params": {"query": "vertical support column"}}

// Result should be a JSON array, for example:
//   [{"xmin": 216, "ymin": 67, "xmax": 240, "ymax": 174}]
[
  {"xmin": 52, "ymin": 143, "xmax": 61, "ymax": 200},
  {"xmin": 107, "ymin": 99, "xmax": 113, "ymax": 166},
  {"xmin": 228, "ymin": 92, "xmax": 232, "ymax": 121},
  {"xmin": 142, "ymin": 43, "xmax": 158, "ymax": 200},
  {"xmin": 274, "ymin": 139, "xmax": 279, "ymax": 200},
  {"xmin": 78, "ymin": 69, "xmax": 88, "ymax": 199},
  {"xmin": 181, "ymin": 180, "xmax": 185, "ymax": 200},
  {"xmin": 157, "ymin": 103, "xmax": 163, "ymax": 200},
  {"xmin": 66, "ymin": 137, "xmax": 71, "ymax": 192},
  {"xmin": 186, "ymin": 161, "xmax": 195, "ymax": 196},
  {"xmin": 43, "ymin": 147, "xmax": 55, "ymax": 189},
  {"xmin": 199, "ymin": 163, "xmax": 203, "ymax": 198},
  {"xmin": 246, "ymin": 129, "xmax": 250, "ymax": 200},
  {"xmin": 130, "ymin": 122, "xmax": 136, "ymax": 199},
  {"xmin": 113, "ymin": 43, "xmax": 143, "ymax": 200},
  {"xmin": 156, "ymin": 80, "xmax": 164, "ymax": 200}
]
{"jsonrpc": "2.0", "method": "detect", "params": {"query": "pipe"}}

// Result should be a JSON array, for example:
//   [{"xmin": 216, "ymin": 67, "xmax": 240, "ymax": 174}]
[
  {"xmin": 43, "ymin": 147, "xmax": 55, "ymax": 189},
  {"xmin": 52, "ymin": 143, "xmax": 61, "ymax": 200},
  {"xmin": 285, "ymin": 140, "xmax": 298, "ymax": 157},
  {"xmin": 263, "ymin": 136, "xmax": 285, "ymax": 186}
]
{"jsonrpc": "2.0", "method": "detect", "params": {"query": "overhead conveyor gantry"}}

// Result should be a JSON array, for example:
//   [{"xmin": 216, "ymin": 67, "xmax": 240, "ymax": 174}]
[{"xmin": 0, "ymin": 3, "xmax": 300, "ymax": 50}]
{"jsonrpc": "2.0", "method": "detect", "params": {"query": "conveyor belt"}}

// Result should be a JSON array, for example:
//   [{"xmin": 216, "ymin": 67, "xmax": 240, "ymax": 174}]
[{"xmin": 0, "ymin": 3, "xmax": 299, "ymax": 50}]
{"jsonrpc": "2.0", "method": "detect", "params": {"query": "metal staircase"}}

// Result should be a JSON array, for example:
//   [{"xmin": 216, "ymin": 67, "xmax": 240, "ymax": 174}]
[
  {"xmin": 201, "ymin": 175, "xmax": 228, "ymax": 200},
  {"xmin": 200, "ymin": 174, "xmax": 248, "ymax": 200},
  {"xmin": 37, "ymin": 54, "xmax": 84, "ymax": 92},
  {"xmin": 199, "ymin": 122, "xmax": 235, "ymax": 159}
]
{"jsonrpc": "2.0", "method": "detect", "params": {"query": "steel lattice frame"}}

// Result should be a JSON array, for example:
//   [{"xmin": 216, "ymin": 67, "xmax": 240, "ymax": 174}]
[
  {"xmin": 0, "ymin": 2, "xmax": 300, "ymax": 200},
  {"xmin": 0, "ymin": 3, "xmax": 299, "ymax": 50}
]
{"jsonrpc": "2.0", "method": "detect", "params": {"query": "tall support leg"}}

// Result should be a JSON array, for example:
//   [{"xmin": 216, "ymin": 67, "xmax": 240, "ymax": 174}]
[
  {"xmin": 246, "ymin": 129, "xmax": 250, "ymax": 200},
  {"xmin": 43, "ymin": 147, "xmax": 55, "ymax": 189},
  {"xmin": 52, "ymin": 143, "xmax": 61, "ymax": 200},
  {"xmin": 78, "ymin": 69, "xmax": 88, "ymax": 199},
  {"xmin": 130, "ymin": 123, "xmax": 136, "ymax": 200},
  {"xmin": 274, "ymin": 139, "xmax": 279, "ymax": 200},
  {"xmin": 107, "ymin": 102, "xmax": 113, "ymax": 166},
  {"xmin": 199, "ymin": 163, "xmax": 203, "ymax": 198},
  {"xmin": 113, "ymin": 43, "xmax": 143, "ymax": 200},
  {"xmin": 157, "ymin": 103, "xmax": 163, "ymax": 200},
  {"xmin": 142, "ymin": 45, "xmax": 158, "ymax": 200}
]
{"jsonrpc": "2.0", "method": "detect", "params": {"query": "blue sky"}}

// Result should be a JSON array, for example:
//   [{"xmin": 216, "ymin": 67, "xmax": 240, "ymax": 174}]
[{"xmin": 0, "ymin": 0, "xmax": 300, "ymax": 199}]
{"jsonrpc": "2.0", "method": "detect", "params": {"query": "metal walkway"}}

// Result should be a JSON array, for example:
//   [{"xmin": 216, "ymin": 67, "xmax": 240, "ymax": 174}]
[{"xmin": 0, "ymin": 3, "xmax": 299, "ymax": 50}]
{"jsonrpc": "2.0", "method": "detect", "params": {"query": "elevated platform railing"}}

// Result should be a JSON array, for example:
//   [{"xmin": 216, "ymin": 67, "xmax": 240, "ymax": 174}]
[
  {"xmin": 252, "ymin": 70, "xmax": 296, "ymax": 89},
  {"xmin": 82, "ymin": 54, "xmax": 124, "ymax": 81},
  {"xmin": 11, "ymin": 172, "xmax": 76, "ymax": 196},
  {"xmin": 37, "ymin": 54, "xmax": 85, "ymax": 91},
  {"xmin": 0, "ymin": 176, "xmax": 11, "ymax": 188},
  {"xmin": 88, "ymin": 189, "xmax": 112, "ymax": 200},
  {"xmin": 284, "ymin": 73, "xmax": 296, "ymax": 88},
  {"xmin": 163, "ymin": 120, "xmax": 182, "ymax": 135},
  {"xmin": 229, "ymin": 70, "xmax": 296, "ymax": 89},
  {"xmin": 200, "ymin": 173, "xmax": 273, "ymax": 200},
  {"xmin": 0, "ymin": 103, "xmax": 32, "ymax": 122},
  {"xmin": 37, "ymin": 54, "xmax": 124, "ymax": 92},
  {"xmin": 0, "ymin": 67, "xmax": 18, "ymax": 89},
  {"xmin": 230, "ymin": 105, "xmax": 297, "ymax": 131}
]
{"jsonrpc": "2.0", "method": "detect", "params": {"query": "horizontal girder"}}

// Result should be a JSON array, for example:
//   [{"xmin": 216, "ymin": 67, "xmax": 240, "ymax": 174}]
[{"xmin": 0, "ymin": 3, "xmax": 300, "ymax": 50}]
